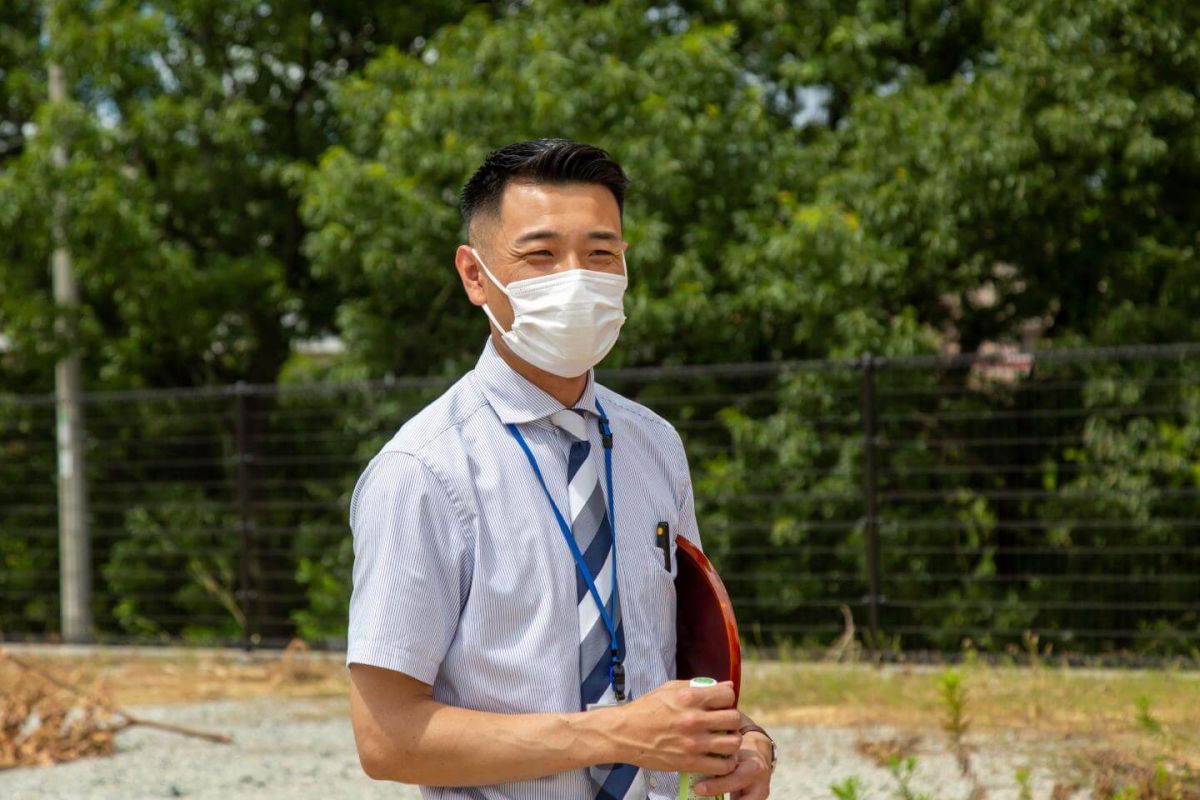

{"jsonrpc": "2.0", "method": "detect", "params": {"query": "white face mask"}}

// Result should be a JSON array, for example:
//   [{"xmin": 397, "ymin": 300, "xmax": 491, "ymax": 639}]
[{"xmin": 472, "ymin": 248, "xmax": 628, "ymax": 378}]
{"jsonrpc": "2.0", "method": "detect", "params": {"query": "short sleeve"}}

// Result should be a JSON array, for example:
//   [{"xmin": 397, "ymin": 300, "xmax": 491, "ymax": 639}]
[
  {"xmin": 345, "ymin": 451, "xmax": 471, "ymax": 684},
  {"xmin": 672, "ymin": 429, "xmax": 703, "ymax": 554}
]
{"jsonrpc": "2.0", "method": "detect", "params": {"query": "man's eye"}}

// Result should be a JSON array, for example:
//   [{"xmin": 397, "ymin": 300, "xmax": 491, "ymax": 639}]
[{"xmin": 591, "ymin": 250, "xmax": 617, "ymax": 258}]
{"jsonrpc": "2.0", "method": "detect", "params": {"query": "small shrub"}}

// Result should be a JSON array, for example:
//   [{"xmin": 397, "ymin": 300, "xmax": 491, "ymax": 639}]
[
  {"xmin": 1016, "ymin": 767, "xmax": 1033, "ymax": 800},
  {"xmin": 831, "ymin": 776, "xmax": 865, "ymax": 800},
  {"xmin": 938, "ymin": 669, "xmax": 972, "ymax": 775},
  {"xmin": 887, "ymin": 756, "xmax": 933, "ymax": 800},
  {"xmin": 1134, "ymin": 696, "xmax": 1163, "ymax": 736}
]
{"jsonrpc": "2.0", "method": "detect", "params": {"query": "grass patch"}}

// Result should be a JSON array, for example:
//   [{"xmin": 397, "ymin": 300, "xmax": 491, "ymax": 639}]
[
  {"xmin": 738, "ymin": 661, "xmax": 1200, "ymax": 768},
  {"xmin": 3, "ymin": 646, "xmax": 1198, "ymax": 789}
]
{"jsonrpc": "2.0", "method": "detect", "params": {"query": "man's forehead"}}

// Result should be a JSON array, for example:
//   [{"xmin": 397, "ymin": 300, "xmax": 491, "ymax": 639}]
[{"xmin": 497, "ymin": 181, "xmax": 622, "ymax": 233}]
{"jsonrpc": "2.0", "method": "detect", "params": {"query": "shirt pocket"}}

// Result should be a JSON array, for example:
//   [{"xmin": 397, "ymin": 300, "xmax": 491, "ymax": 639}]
[{"xmin": 629, "ymin": 518, "xmax": 678, "ymax": 679}]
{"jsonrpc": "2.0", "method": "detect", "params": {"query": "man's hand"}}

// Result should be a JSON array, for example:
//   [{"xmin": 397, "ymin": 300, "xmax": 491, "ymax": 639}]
[
  {"xmin": 692, "ymin": 731, "xmax": 772, "ymax": 799},
  {"xmin": 605, "ymin": 679, "xmax": 743, "ymax": 775}
]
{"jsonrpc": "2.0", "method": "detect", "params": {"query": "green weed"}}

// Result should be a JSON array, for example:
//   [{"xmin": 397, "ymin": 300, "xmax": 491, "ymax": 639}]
[
  {"xmin": 1016, "ymin": 766, "xmax": 1032, "ymax": 800},
  {"xmin": 887, "ymin": 756, "xmax": 933, "ymax": 800},
  {"xmin": 1135, "ymin": 696, "xmax": 1163, "ymax": 736},
  {"xmin": 938, "ymin": 669, "xmax": 971, "ymax": 775},
  {"xmin": 830, "ymin": 776, "xmax": 865, "ymax": 800}
]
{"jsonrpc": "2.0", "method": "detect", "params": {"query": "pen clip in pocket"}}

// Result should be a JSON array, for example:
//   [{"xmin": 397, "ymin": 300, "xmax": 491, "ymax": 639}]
[{"xmin": 656, "ymin": 520, "xmax": 672, "ymax": 572}]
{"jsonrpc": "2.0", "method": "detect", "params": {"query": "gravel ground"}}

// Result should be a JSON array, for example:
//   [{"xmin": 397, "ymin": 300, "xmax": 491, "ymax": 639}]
[{"xmin": 0, "ymin": 696, "xmax": 1080, "ymax": 799}]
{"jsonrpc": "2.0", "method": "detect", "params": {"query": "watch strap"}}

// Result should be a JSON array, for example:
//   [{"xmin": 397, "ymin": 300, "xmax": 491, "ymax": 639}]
[{"xmin": 738, "ymin": 724, "xmax": 777, "ymax": 770}]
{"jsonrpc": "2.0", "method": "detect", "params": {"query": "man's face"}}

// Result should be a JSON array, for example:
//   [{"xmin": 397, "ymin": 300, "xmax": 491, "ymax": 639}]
[{"xmin": 456, "ymin": 181, "xmax": 626, "ymax": 336}]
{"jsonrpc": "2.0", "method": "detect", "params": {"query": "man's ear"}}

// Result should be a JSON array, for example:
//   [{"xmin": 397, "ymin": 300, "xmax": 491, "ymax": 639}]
[{"xmin": 455, "ymin": 244, "xmax": 488, "ymax": 307}]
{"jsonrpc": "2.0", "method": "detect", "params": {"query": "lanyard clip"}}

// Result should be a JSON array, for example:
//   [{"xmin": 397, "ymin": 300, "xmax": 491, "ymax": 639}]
[
  {"xmin": 598, "ymin": 415, "xmax": 613, "ymax": 450},
  {"xmin": 610, "ymin": 659, "xmax": 626, "ymax": 701}
]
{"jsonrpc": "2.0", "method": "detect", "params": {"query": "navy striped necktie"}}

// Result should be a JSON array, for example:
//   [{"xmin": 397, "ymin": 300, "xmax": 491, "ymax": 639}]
[{"xmin": 549, "ymin": 408, "xmax": 647, "ymax": 800}]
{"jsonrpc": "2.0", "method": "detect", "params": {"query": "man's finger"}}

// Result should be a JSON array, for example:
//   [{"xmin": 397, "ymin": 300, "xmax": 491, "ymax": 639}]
[
  {"xmin": 684, "ymin": 709, "xmax": 741, "ymax": 739},
  {"xmin": 683, "ymin": 753, "xmax": 740, "ymax": 777},
  {"xmin": 701, "ymin": 708, "xmax": 744, "ymax": 732},
  {"xmin": 698, "ymin": 681, "xmax": 736, "ymax": 709},
  {"xmin": 732, "ymin": 778, "xmax": 771, "ymax": 800},
  {"xmin": 693, "ymin": 751, "xmax": 768, "ymax": 797},
  {"xmin": 701, "ymin": 732, "xmax": 743, "ymax": 757},
  {"xmin": 733, "ymin": 785, "xmax": 770, "ymax": 800}
]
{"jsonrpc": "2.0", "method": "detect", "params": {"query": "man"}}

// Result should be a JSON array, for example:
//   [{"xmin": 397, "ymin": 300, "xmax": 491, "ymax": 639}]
[{"xmin": 346, "ymin": 139, "xmax": 775, "ymax": 799}]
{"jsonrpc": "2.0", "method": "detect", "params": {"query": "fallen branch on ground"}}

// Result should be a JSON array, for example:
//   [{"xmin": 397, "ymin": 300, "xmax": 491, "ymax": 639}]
[{"xmin": 0, "ymin": 648, "xmax": 232, "ymax": 770}]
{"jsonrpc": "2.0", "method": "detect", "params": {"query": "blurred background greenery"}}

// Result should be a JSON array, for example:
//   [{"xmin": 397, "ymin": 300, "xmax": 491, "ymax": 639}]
[
  {"xmin": 1, "ymin": 1, "xmax": 1198, "ymax": 654},
  {"xmin": 4, "ymin": 0, "xmax": 1198, "ymax": 390}
]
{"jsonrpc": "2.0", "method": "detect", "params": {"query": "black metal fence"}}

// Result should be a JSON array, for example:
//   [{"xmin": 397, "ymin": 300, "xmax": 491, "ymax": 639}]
[{"xmin": 2, "ymin": 342, "xmax": 1199, "ymax": 658}]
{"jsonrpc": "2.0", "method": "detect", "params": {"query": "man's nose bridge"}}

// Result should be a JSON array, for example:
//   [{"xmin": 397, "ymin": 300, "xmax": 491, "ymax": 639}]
[{"xmin": 561, "ymin": 249, "xmax": 587, "ymax": 271}]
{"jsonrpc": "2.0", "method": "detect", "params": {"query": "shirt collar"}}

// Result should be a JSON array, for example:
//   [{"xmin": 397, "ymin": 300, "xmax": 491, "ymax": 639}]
[{"xmin": 473, "ymin": 338, "xmax": 598, "ymax": 425}]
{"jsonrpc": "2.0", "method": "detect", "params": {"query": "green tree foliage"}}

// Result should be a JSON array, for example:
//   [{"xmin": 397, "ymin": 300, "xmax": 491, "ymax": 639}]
[
  {"xmin": 298, "ymin": 0, "xmax": 804, "ymax": 374},
  {"xmin": 4, "ymin": 0, "xmax": 1198, "ymax": 384},
  {"xmin": 1, "ymin": 0, "xmax": 487, "ymax": 390},
  {"xmin": 300, "ymin": 0, "xmax": 1200, "ymax": 373},
  {"xmin": 292, "ymin": 0, "xmax": 1198, "ymax": 651},
  {"xmin": 814, "ymin": 0, "xmax": 1200, "ymax": 351},
  {"xmin": 677, "ymin": 0, "xmax": 990, "ymax": 127},
  {"xmin": 1, "ymin": 0, "xmax": 1197, "ymax": 649}
]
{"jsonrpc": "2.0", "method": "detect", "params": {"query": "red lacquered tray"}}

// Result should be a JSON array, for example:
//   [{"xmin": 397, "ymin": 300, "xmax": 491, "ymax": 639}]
[{"xmin": 674, "ymin": 536, "xmax": 742, "ymax": 701}]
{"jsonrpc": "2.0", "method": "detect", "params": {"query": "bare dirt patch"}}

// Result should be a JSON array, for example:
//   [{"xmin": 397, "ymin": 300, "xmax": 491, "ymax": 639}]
[
  {"xmin": 3, "ymin": 645, "xmax": 1197, "ymax": 796},
  {"xmin": 0, "ymin": 640, "xmax": 346, "ymax": 709}
]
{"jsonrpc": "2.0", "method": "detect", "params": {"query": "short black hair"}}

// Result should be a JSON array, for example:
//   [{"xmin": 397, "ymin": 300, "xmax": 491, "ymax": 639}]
[{"xmin": 460, "ymin": 139, "xmax": 629, "ymax": 231}]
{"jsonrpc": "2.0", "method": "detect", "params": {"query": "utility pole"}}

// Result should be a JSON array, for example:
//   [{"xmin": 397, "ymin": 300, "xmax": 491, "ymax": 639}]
[{"xmin": 47, "ymin": 0, "xmax": 92, "ymax": 643}]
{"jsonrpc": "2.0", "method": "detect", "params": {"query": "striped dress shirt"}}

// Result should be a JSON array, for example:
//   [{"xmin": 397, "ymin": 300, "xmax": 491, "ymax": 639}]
[{"xmin": 346, "ymin": 338, "xmax": 703, "ymax": 799}]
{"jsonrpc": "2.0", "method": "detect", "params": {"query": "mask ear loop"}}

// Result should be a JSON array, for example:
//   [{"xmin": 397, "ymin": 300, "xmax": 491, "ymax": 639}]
[
  {"xmin": 471, "ymin": 248, "xmax": 516, "ymax": 335},
  {"xmin": 472, "ymin": 248, "xmax": 512, "ymax": 299}
]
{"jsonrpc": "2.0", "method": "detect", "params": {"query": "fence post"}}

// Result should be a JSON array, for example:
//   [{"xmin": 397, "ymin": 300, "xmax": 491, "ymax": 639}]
[
  {"xmin": 861, "ymin": 353, "xmax": 883, "ymax": 656},
  {"xmin": 234, "ymin": 382, "xmax": 257, "ymax": 651}
]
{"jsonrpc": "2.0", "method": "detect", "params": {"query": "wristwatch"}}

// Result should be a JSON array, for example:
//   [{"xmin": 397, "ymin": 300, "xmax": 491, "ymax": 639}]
[{"xmin": 738, "ymin": 724, "xmax": 777, "ymax": 772}]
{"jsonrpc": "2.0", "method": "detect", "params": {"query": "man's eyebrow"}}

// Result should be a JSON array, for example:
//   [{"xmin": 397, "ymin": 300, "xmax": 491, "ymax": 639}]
[
  {"xmin": 512, "ymin": 229, "xmax": 622, "ymax": 245},
  {"xmin": 513, "ymin": 229, "xmax": 561, "ymax": 245}
]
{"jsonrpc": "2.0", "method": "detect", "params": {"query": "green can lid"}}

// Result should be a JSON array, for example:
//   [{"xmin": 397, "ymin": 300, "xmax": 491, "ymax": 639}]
[{"xmin": 689, "ymin": 677, "xmax": 718, "ymax": 687}]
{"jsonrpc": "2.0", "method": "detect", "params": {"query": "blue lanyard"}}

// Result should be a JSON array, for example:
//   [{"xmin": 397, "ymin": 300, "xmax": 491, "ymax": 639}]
[{"xmin": 505, "ymin": 398, "xmax": 625, "ymax": 700}]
